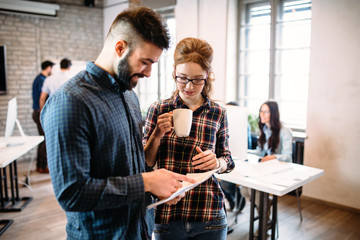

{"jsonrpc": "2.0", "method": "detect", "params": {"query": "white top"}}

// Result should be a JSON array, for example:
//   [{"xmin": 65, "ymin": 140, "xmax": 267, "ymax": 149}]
[
  {"xmin": 41, "ymin": 71, "xmax": 71, "ymax": 96},
  {"xmin": 255, "ymin": 124, "xmax": 293, "ymax": 162}
]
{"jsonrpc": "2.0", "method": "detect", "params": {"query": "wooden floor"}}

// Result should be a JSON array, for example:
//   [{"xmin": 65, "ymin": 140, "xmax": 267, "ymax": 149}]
[{"xmin": 1, "ymin": 159, "xmax": 359, "ymax": 240}]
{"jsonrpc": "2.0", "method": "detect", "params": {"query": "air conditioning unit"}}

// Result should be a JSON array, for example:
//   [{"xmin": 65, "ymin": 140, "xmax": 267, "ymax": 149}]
[{"xmin": 0, "ymin": 0, "xmax": 60, "ymax": 18}]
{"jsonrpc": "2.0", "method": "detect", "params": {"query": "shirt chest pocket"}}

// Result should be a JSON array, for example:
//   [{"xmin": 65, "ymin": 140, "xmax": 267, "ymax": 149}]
[{"xmin": 193, "ymin": 120, "xmax": 219, "ymax": 148}]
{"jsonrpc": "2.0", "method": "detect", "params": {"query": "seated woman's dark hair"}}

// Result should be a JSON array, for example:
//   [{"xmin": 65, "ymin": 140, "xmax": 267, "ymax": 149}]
[{"xmin": 258, "ymin": 101, "xmax": 281, "ymax": 153}]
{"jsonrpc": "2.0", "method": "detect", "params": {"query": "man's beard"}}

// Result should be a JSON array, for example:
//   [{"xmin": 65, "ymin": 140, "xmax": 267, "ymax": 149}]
[{"xmin": 116, "ymin": 53, "xmax": 144, "ymax": 91}]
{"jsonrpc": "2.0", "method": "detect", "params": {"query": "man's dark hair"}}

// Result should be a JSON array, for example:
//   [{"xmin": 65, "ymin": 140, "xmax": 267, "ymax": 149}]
[
  {"xmin": 41, "ymin": 60, "xmax": 54, "ymax": 70},
  {"xmin": 108, "ymin": 6, "xmax": 170, "ymax": 50},
  {"xmin": 60, "ymin": 58, "xmax": 72, "ymax": 69}
]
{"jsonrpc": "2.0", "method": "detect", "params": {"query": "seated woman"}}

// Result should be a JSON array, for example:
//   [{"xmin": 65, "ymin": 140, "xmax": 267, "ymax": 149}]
[
  {"xmin": 241, "ymin": 100, "xmax": 293, "ymax": 215},
  {"xmin": 253, "ymin": 100, "xmax": 292, "ymax": 162}
]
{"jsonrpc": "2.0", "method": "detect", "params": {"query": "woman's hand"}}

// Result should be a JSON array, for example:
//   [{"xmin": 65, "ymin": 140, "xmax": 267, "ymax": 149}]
[
  {"xmin": 260, "ymin": 155, "xmax": 276, "ymax": 162},
  {"xmin": 153, "ymin": 112, "xmax": 173, "ymax": 138},
  {"xmin": 165, "ymin": 193, "xmax": 186, "ymax": 206},
  {"xmin": 192, "ymin": 147, "xmax": 219, "ymax": 170}
]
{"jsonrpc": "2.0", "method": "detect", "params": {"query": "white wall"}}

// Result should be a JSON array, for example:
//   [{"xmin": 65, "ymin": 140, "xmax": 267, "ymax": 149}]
[
  {"xmin": 303, "ymin": 0, "xmax": 360, "ymax": 209},
  {"xmin": 225, "ymin": 0, "xmax": 238, "ymax": 103},
  {"xmin": 175, "ymin": 0, "xmax": 199, "ymax": 41},
  {"xmin": 103, "ymin": 0, "xmax": 129, "ymax": 39},
  {"xmin": 175, "ymin": 0, "xmax": 228, "ymax": 102}
]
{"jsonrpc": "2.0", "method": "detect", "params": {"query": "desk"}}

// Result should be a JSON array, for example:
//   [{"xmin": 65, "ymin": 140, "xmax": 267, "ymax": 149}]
[
  {"xmin": 0, "ymin": 136, "xmax": 44, "ymax": 235},
  {"xmin": 216, "ymin": 156, "xmax": 324, "ymax": 240}
]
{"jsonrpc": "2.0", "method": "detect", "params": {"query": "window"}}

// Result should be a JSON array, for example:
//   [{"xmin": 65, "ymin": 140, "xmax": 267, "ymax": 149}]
[
  {"xmin": 237, "ymin": 0, "xmax": 311, "ymax": 130},
  {"xmin": 135, "ymin": 13, "xmax": 176, "ymax": 118}
]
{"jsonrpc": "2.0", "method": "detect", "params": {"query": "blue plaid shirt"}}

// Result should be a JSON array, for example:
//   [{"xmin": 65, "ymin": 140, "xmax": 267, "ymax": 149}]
[{"xmin": 41, "ymin": 61, "xmax": 153, "ymax": 240}]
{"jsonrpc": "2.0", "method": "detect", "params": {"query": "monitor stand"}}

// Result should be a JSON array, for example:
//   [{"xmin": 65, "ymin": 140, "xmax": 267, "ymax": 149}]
[{"xmin": 3, "ymin": 119, "xmax": 26, "ymax": 147}]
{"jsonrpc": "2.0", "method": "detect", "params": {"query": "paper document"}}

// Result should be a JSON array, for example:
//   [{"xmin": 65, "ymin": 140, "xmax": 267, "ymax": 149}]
[
  {"xmin": 147, "ymin": 168, "xmax": 220, "ymax": 209},
  {"xmin": 246, "ymin": 153, "xmax": 261, "ymax": 163},
  {"xmin": 254, "ymin": 159, "xmax": 293, "ymax": 175},
  {"xmin": 234, "ymin": 159, "xmax": 293, "ymax": 177},
  {"xmin": 252, "ymin": 174, "xmax": 298, "ymax": 187}
]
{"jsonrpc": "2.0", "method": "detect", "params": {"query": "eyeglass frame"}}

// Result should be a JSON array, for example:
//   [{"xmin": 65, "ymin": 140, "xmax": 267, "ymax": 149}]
[
  {"xmin": 174, "ymin": 72, "xmax": 208, "ymax": 86},
  {"xmin": 259, "ymin": 110, "xmax": 270, "ymax": 114}
]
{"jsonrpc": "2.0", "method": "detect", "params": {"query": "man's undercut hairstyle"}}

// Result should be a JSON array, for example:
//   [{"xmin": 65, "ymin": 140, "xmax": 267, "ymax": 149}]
[
  {"xmin": 60, "ymin": 58, "xmax": 72, "ymax": 69},
  {"xmin": 107, "ymin": 6, "xmax": 170, "ymax": 50}
]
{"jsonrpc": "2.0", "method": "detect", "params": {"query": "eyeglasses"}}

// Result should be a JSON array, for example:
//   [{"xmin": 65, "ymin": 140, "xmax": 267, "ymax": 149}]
[
  {"xmin": 175, "ymin": 75, "xmax": 207, "ymax": 85},
  {"xmin": 259, "ymin": 110, "xmax": 270, "ymax": 114}
]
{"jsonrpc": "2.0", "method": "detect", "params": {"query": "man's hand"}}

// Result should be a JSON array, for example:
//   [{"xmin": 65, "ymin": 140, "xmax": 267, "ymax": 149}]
[{"xmin": 142, "ymin": 169, "xmax": 196, "ymax": 200}]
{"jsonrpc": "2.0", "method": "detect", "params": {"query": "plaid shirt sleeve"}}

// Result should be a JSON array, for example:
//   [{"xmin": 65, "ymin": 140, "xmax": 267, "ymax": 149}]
[
  {"xmin": 216, "ymin": 108, "xmax": 235, "ymax": 173},
  {"xmin": 142, "ymin": 101, "xmax": 160, "ymax": 147}
]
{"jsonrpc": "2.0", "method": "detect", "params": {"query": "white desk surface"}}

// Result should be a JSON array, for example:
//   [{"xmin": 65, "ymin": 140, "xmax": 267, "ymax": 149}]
[
  {"xmin": 216, "ymin": 156, "xmax": 324, "ymax": 196},
  {"xmin": 0, "ymin": 136, "xmax": 44, "ymax": 168}
]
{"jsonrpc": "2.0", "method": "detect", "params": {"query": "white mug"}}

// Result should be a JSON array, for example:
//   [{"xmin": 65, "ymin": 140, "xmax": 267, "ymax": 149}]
[{"xmin": 173, "ymin": 109, "xmax": 193, "ymax": 137}]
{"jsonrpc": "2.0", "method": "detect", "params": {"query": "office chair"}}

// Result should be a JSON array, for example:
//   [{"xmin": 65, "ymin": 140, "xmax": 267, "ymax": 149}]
[{"xmin": 233, "ymin": 185, "xmax": 246, "ymax": 224}]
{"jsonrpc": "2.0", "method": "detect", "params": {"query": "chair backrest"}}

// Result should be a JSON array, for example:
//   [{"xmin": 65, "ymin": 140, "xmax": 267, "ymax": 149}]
[{"xmin": 292, "ymin": 139, "xmax": 304, "ymax": 165}]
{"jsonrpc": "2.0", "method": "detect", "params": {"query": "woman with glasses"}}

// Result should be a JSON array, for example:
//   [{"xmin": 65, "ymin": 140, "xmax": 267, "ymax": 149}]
[
  {"xmin": 253, "ymin": 101, "xmax": 293, "ymax": 162},
  {"xmin": 241, "ymin": 101, "xmax": 292, "ymax": 235},
  {"xmin": 143, "ymin": 37, "xmax": 235, "ymax": 240}
]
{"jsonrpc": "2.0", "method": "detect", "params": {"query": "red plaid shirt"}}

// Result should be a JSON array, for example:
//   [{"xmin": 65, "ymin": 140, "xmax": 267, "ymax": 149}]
[{"xmin": 143, "ymin": 95, "xmax": 235, "ymax": 224}]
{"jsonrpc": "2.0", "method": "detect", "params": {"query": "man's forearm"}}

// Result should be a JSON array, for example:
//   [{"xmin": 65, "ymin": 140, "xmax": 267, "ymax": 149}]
[{"xmin": 39, "ymin": 92, "xmax": 48, "ymax": 110}]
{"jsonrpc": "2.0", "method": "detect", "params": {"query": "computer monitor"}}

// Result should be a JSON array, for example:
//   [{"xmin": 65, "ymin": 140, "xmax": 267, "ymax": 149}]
[
  {"xmin": 226, "ymin": 105, "xmax": 248, "ymax": 161},
  {"xmin": 1, "ymin": 97, "xmax": 26, "ymax": 147}
]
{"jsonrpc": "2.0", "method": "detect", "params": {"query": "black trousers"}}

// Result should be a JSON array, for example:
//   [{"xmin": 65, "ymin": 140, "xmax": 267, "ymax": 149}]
[{"xmin": 32, "ymin": 110, "xmax": 47, "ymax": 169}]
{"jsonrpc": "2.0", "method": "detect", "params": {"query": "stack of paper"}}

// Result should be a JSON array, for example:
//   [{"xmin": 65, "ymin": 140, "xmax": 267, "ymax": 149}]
[
  {"xmin": 147, "ymin": 168, "xmax": 220, "ymax": 209},
  {"xmin": 234, "ymin": 159, "xmax": 293, "ymax": 177}
]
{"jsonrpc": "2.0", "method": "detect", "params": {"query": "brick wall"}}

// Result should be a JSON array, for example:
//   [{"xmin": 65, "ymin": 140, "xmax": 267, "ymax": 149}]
[{"xmin": 0, "ymin": 1, "xmax": 104, "ymax": 141}]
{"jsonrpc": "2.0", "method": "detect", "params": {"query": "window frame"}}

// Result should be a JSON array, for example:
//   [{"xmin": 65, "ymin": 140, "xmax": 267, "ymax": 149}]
[
  {"xmin": 236, "ymin": 0, "xmax": 312, "ymax": 132},
  {"xmin": 135, "ymin": 8, "xmax": 176, "ymax": 118}
]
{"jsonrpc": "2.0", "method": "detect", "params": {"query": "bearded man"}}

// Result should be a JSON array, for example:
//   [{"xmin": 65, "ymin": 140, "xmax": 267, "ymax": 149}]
[{"xmin": 41, "ymin": 7, "xmax": 194, "ymax": 240}]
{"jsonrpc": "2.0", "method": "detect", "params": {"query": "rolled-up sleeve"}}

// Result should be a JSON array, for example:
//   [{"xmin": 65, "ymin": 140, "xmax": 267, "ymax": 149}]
[{"xmin": 216, "ymin": 109, "xmax": 235, "ymax": 173}]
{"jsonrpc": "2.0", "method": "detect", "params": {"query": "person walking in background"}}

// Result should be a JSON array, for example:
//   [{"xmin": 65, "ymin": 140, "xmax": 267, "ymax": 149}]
[
  {"xmin": 40, "ymin": 7, "xmax": 195, "ymax": 240},
  {"xmin": 31, "ymin": 60, "xmax": 54, "ymax": 173},
  {"xmin": 39, "ymin": 58, "xmax": 72, "ymax": 110},
  {"xmin": 143, "ymin": 37, "xmax": 235, "ymax": 240}
]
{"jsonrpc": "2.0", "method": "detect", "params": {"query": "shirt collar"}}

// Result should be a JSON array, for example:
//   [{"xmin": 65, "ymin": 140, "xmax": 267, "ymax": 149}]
[
  {"xmin": 85, "ymin": 61, "xmax": 121, "ymax": 93},
  {"xmin": 170, "ymin": 94, "xmax": 211, "ymax": 109},
  {"xmin": 263, "ymin": 124, "xmax": 272, "ymax": 135}
]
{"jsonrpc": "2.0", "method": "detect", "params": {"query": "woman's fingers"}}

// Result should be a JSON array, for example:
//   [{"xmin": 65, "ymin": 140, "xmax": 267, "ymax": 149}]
[{"xmin": 192, "ymin": 150, "xmax": 218, "ymax": 170}]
